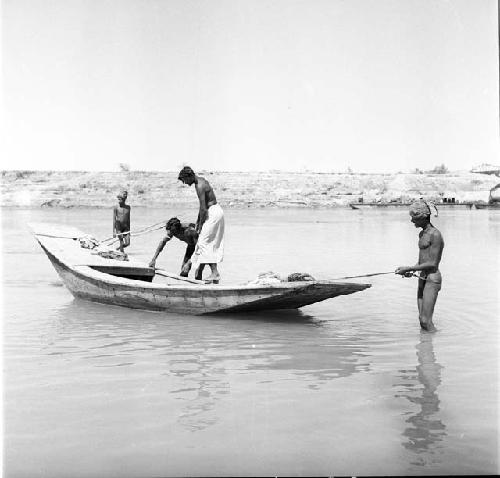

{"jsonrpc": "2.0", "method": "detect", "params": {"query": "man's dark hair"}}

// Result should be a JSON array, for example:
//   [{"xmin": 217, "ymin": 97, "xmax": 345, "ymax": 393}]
[
  {"xmin": 178, "ymin": 166, "xmax": 195, "ymax": 182},
  {"xmin": 166, "ymin": 217, "xmax": 182, "ymax": 232}
]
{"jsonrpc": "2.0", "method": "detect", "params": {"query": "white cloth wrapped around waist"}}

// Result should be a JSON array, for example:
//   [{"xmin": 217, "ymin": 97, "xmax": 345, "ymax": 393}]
[{"xmin": 191, "ymin": 203, "xmax": 225, "ymax": 266}]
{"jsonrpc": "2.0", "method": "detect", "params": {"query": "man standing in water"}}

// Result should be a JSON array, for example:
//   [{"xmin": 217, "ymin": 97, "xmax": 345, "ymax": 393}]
[
  {"xmin": 177, "ymin": 166, "xmax": 224, "ymax": 284},
  {"xmin": 148, "ymin": 217, "xmax": 204, "ymax": 279},
  {"xmin": 395, "ymin": 200, "xmax": 444, "ymax": 332},
  {"xmin": 113, "ymin": 190, "xmax": 131, "ymax": 253}
]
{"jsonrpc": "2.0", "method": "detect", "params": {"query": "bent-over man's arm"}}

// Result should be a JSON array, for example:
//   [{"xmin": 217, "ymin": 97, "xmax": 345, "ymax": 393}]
[{"xmin": 149, "ymin": 234, "xmax": 172, "ymax": 267}]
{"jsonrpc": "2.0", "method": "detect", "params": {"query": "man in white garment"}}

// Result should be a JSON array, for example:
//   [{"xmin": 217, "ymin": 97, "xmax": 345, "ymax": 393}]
[{"xmin": 178, "ymin": 166, "xmax": 225, "ymax": 284}]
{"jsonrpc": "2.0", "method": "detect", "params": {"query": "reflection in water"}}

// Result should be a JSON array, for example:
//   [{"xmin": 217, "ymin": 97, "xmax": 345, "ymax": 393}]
[
  {"xmin": 158, "ymin": 309, "xmax": 371, "ymax": 431},
  {"xmin": 38, "ymin": 302, "xmax": 370, "ymax": 432},
  {"xmin": 396, "ymin": 332, "xmax": 446, "ymax": 466},
  {"xmin": 167, "ymin": 352, "xmax": 231, "ymax": 432},
  {"xmin": 4, "ymin": 208, "xmax": 499, "ymax": 475}
]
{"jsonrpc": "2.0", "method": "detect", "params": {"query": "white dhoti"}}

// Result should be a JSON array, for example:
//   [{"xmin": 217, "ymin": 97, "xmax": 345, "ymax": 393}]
[{"xmin": 191, "ymin": 204, "xmax": 224, "ymax": 266}]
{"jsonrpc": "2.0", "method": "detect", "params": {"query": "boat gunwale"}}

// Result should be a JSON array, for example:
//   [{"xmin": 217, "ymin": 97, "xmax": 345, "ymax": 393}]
[{"xmin": 37, "ymin": 238, "xmax": 370, "ymax": 294}]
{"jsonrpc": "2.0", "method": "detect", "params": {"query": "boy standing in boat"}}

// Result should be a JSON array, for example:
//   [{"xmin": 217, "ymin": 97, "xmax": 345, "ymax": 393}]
[
  {"xmin": 395, "ymin": 200, "xmax": 444, "ymax": 332},
  {"xmin": 149, "ymin": 217, "xmax": 204, "ymax": 279},
  {"xmin": 113, "ymin": 190, "xmax": 131, "ymax": 252},
  {"xmin": 177, "ymin": 166, "xmax": 224, "ymax": 284}
]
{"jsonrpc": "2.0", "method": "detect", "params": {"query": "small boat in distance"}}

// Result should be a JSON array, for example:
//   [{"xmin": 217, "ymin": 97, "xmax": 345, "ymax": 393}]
[
  {"xmin": 474, "ymin": 203, "xmax": 500, "ymax": 209},
  {"xmin": 31, "ymin": 223, "xmax": 371, "ymax": 315},
  {"xmin": 350, "ymin": 201, "xmax": 474, "ymax": 209}
]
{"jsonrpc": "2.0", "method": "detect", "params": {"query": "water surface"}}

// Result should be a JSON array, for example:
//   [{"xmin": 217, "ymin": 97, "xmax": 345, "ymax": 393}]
[{"xmin": 2, "ymin": 207, "xmax": 498, "ymax": 476}]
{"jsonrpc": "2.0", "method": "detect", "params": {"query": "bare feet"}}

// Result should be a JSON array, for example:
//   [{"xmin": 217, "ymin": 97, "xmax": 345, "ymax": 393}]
[
  {"xmin": 420, "ymin": 320, "xmax": 436, "ymax": 332},
  {"xmin": 204, "ymin": 274, "xmax": 220, "ymax": 284}
]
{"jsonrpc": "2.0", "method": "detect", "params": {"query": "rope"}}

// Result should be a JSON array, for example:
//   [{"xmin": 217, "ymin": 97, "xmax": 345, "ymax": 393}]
[
  {"xmin": 99, "ymin": 221, "xmax": 167, "ymax": 245},
  {"xmin": 332, "ymin": 271, "xmax": 395, "ymax": 280},
  {"xmin": 332, "ymin": 270, "xmax": 439, "ymax": 283},
  {"xmin": 36, "ymin": 220, "xmax": 168, "ymax": 245},
  {"xmin": 407, "ymin": 272, "xmax": 440, "ymax": 283},
  {"xmin": 34, "ymin": 233, "xmax": 78, "ymax": 240}
]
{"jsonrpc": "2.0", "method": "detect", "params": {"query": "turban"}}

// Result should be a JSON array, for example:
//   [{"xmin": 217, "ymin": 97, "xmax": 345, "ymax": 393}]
[{"xmin": 409, "ymin": 199, "xmax": 438, "ymax": 218}]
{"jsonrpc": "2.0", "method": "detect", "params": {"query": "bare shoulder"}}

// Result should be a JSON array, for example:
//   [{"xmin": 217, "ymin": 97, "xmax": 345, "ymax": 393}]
[
  {"xmin": 196, "ymin": 176, "xmax": 211, "ymax": 193},
  {"xmin": 185, "ymin": 228, "xmax": 198, "ymax": 240},
  {"xmin": 430, "ymin": 226, "xmax": 444, "ymax": 243},
  {"xmin": 198, "ymin": 176, "xmax": 210, "ymax": 188}
]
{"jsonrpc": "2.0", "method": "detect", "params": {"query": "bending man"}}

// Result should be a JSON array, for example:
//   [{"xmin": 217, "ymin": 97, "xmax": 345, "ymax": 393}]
[
  {"xmin": 395, "ymin": 200, "xmax": 444, "ymax": 332},
  {"xmin": 178, "ymin": 166, "xmax": 224, "ymax": 284},
  {"xmin": 149, "ymin": 217, "xmax": 203, "ymax": 279}
]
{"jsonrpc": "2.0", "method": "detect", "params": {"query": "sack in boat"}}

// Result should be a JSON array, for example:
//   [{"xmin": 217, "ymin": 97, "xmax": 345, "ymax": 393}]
[
  {"xmin": 96, "ymin": 250, "xmax": 129, "ymax": 261},
  {"xmin": 287, "ymin": 272, "xmax": 315, "ymax": 282},
  {"xmin": 79, "ymin": 235, "xmax": 99, "ymax": 249},
  {"xmin": 246, "ymin": 271, "xmax": 283, "ymax": 285}
]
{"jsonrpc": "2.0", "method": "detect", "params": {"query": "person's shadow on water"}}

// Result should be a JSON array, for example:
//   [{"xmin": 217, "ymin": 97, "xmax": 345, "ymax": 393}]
[{"xmin": 396, "ymin": 332, "xmax": 447, "ymax": 466}]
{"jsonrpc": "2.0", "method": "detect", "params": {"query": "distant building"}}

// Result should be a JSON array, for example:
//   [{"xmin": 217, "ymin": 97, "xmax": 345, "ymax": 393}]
[{"xmin": 471, "ymin": 163, "xmax": 500, "ymax": 175}]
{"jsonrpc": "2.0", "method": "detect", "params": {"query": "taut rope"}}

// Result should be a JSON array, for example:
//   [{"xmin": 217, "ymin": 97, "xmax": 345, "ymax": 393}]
[
  {"xmin": 100, "ymin": 221, "xmax": 167, "ymax": 245},
  {"xmin": 35, "ymin": 220, "xmax": 168, "ymax": 244},
  {"xmin": 332, "ymin": 270, "xmax": 438, "ymax": 282},
  {"xmin": 332, "ymin": 271, "xmax": 395, "ymax": 280}
]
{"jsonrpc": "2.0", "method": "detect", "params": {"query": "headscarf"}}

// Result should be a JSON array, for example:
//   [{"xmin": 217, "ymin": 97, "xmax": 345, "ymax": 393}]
[
  {"xmin": 117, "ymin": 190, "xmax": 128, "ymax": 199},
  {"xmin": 409, "ymin": 199, "xmax": 438, "ymax": 218}
]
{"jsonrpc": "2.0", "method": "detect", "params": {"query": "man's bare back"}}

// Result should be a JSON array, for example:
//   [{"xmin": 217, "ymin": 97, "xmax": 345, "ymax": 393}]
[
  {"xmin": 194, "ymin": 177, "xmax": 217, "ymax": 232},
  {"xmin": 195, "ymin": 177, "xmax": 217, "ymax": 208}
]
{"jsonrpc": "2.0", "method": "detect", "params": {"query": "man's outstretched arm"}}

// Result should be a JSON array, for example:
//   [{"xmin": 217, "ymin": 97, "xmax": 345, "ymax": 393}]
[{"xmin": 149, "ymin": 235, "xmax": 172, "ymax": 267}]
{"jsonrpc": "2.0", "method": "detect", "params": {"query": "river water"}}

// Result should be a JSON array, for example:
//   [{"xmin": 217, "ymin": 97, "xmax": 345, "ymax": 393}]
[{"xmin": 2, "ymin": 206, "xmax": 499, "ymax": 476}]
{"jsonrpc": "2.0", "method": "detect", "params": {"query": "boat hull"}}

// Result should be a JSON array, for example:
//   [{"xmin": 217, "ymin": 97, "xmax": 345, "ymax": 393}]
[
  {"xmin": 42, "ymin": 243, "xmax": 370, "ymax": 315},
  {"xmin": 474, "ymin": 203, "xmax": 500, "ymax": 209}
]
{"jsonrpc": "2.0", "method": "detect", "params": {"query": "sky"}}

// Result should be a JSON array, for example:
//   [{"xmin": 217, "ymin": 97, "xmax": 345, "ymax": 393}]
[{"xmin": 1, "ymin": 0, "xmax": 499, "ymax": 173}]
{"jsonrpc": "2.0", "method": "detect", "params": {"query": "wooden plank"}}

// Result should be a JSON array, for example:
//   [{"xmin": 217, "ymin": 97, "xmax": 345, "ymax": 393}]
[{"xmin": 154, "ymin": 269, "xmax": 205, "ymax": 285}]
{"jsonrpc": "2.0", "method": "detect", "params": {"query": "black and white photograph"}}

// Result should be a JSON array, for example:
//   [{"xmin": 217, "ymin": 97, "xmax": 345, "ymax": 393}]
[{"xmin": 1, "ymin": 0, "xmax": 499, "ymax": 476}]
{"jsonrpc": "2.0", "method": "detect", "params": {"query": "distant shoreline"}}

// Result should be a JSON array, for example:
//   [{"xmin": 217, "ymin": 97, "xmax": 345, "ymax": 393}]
[{"xmin": 1, "ymin": 169, "xmax": 498, "ymax": 209}]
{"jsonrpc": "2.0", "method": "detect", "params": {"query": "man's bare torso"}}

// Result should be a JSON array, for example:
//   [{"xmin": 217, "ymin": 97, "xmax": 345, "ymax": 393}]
[{"xmin": 418, "ymin": 225, "xmax": 443, "ymax": 273}]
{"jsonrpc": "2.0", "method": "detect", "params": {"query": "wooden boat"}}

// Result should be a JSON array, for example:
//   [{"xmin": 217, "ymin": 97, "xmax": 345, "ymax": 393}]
[
  {"xmin": 31, "ymin": 223, "xmax": 371, "ymax": 315},
  {"xmin": 349, "ymin": 201, "xmax": 474, "ymax": 209},
  {"xmin": 474, "ymin": 203, "xmax": 500, "ymax": 209}
]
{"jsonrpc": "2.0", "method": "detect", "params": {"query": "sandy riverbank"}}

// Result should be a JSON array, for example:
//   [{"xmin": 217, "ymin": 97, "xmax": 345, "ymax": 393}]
[{"xmin": 1, "ymin": 170, "xmax": 498, "ymax": 208}]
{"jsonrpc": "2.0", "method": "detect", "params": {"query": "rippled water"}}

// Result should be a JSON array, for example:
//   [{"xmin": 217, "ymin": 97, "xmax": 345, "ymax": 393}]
[{"xmin": 2, "ymin": 207, "xmax": 499, "ymax": 476}]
